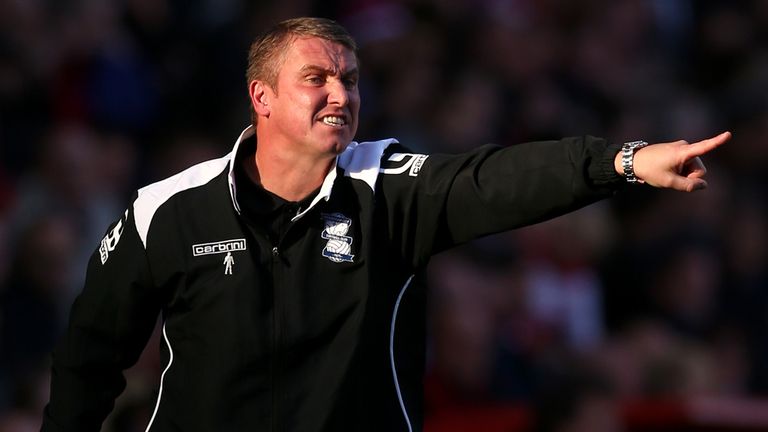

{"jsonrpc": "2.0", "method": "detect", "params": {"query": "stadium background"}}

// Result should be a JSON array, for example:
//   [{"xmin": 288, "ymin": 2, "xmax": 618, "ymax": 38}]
[{"xmin": 1, "ymin": 0, "xmax": 767, "ymax": 430}]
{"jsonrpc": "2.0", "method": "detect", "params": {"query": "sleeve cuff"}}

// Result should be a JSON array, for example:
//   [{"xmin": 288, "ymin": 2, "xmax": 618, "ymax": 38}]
[{"xmin": 589, "ymin": 140, "xmax": 625, "ymax": 188}]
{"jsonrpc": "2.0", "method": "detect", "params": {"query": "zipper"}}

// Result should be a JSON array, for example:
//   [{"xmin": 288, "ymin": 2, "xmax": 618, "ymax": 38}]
[
  {"xmin": 271, "ymin": 239, "xmax": 282, "ymax": 432},
  {"xmin": 270, "ymin": 203, "xmax": 298, "ymax": 432},
  {"xmin": 271, "ymin": 202, "xmax": 309, "ymax": 432}
]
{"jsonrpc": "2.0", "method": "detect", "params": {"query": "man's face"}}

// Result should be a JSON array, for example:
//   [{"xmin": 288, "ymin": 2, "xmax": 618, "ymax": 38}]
[{"xmin": 264, "ymin": 36, "xmax": 360, "ymax": 157}]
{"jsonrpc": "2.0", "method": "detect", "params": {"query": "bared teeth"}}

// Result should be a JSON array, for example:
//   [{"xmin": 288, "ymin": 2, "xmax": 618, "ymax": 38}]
[{"xmin": 322, "ymin": 116, "xmax": 346, "ymax": 126}]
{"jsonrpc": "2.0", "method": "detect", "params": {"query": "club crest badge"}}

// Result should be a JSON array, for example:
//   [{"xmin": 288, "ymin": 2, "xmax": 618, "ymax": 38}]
[{"xmin": 320, "ymin": 213, "xmax": 355, "ymax": 263}]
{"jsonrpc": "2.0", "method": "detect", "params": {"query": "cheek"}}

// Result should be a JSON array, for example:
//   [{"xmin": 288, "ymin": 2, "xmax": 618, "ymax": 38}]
[
  {"xmin": 283, "ymin": 87, "xmax": 319, "ymax": 114},
  {"xmin": 292, "ymin": 93, "xmax": 316, "ymax": 113},
  {"xmin": 349, "ymin": 92, "xmax": 361, "ymax": 116}
]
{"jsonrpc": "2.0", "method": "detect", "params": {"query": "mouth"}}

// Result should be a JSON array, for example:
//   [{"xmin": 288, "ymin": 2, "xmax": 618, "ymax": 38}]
[{"xmin": 319, "ymin": 114, "xmax": 348, "ymax": 128}]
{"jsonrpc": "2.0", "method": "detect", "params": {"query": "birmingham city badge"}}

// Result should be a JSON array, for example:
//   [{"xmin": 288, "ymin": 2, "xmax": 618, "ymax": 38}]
[{"xmin": 320, "ymin": 213, "xmax": 355, "ymax": 263}]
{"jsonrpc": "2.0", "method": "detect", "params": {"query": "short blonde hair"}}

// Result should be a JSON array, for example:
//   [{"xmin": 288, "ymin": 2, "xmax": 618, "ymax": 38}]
[{"xmin": 246, "ymin": 17, "xmax": 358, "ymax": 92}]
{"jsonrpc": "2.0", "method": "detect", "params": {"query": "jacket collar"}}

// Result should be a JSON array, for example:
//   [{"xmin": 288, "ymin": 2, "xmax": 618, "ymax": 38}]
[{"xmin": 227, "ymin": 125, "xmax": 340, "ymax": 222}]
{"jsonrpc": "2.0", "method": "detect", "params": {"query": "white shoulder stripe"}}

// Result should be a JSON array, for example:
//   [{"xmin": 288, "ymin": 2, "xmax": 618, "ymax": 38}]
[
  {"xmin": 134, "ymin": 155, "xmax": 231, "ymax": 248},
  {"xmin": 338, "ymin": 138, "xmax": 398, "ymax": 192}
]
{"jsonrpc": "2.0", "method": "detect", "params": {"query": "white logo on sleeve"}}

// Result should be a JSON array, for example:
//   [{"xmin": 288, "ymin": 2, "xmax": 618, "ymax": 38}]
[
  {"xmin": 380, "ymin": 153, "xmax": 428, "ymax": 177},
  {"xmin": 320, "ymin": 213, "xmax": 355, "ymax": 263},
  {"xmin": 99, "ymin": 209, "xmax": 129, "ymax": 264}
]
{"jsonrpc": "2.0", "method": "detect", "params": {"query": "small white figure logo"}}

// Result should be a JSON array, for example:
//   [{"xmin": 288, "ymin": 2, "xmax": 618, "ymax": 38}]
[{"xmin": 223, "ymin": 252, "xmax": 235, "ymax": 275}]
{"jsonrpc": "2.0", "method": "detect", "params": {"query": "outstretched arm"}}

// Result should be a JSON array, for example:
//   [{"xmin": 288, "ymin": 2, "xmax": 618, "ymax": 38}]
[{"xmin": 614, "ymin": 131, "xmax": 731, "ymax": 192}]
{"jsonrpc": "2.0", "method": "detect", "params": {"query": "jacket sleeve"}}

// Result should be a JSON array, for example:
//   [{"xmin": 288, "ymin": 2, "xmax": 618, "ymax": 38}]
[
  {"xmin": 377, "ymin": 136, "xmax": 624, "ymax": 269},
  {"xmin": 42, "ymin": 195, "xmax": 162, "ymax": 431}
]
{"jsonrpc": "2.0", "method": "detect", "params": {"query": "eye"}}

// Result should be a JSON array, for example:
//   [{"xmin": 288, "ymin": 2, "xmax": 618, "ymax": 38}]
[
  {"xmin": 306, "ymin": 75, "xmax": 324, "ymax": 85},
  {"xmin": 343, "ymin": 78, "xmax": 358, "ymax": 90}
]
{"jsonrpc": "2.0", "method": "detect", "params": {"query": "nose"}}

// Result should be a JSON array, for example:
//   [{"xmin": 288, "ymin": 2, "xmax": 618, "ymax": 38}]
[{"xmin": 327, "ymin": 79, "xmax": 349, "ymax": 107}]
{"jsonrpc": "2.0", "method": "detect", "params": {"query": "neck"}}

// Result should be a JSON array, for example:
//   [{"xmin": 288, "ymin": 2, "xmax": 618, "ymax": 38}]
[{"xmin": 246, "ymin": 142, "xmax": 335, "ymax": 203}]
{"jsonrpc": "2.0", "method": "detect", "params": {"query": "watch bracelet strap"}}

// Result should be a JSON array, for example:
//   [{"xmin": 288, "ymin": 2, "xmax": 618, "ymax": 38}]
[{"xmin": 622, "ymin": 140, "xmax": 649, "ymax": 184}]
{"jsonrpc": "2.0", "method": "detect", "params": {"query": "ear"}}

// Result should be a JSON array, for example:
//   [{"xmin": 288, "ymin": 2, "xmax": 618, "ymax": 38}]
[{"xmin": 249, "ymin": 80, "xmax": 273, "ymax": 117}]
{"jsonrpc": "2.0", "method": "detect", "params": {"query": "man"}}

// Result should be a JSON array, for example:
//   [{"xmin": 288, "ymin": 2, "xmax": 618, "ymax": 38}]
[{"xmin": 42, "ymin": 17, "xmax": 730, "ymax": 432}]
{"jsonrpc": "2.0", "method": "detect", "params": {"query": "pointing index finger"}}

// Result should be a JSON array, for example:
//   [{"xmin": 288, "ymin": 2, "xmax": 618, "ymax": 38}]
[{"xmin": 686, "ymin": 131, "xmax": 731, "ymax": 158}]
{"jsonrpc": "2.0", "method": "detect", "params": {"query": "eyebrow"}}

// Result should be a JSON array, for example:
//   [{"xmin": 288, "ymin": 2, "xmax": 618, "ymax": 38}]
[{"xmin": 299, "ymin": 64, "xmax": 359, "ymax": 78}]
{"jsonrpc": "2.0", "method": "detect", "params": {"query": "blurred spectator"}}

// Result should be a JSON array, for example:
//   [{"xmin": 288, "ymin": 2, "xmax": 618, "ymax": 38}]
[
  {"xmin": 515, "ymin": 204, "xmax": 615, "ymax": 351},
  {"xmin": 6, "ymin": 123, "xmax": 124, "ymax": 305},
  {"xmin": 0, "ymin": 368, "xmax": 48, "ymax": 432},
  {"xmin": 427, "ymin": 245, "xmax": 509, "ymax": 407},
  {"xmin": 0, "ymin": 215, "xmax": 76, "ymax": 415},
  {"xmin": 0, "ymin": 168, "xmax": 13, "ymax": 286},
  {"xmin": 533, "ymin": 361, "xmax": 622, "ymax": 432}
]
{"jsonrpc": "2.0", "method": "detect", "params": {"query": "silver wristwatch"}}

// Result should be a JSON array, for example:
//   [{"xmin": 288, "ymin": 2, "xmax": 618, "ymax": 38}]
[{"xmin": 621, "ymin": 140, "xmax": 649, "ymax": 184}]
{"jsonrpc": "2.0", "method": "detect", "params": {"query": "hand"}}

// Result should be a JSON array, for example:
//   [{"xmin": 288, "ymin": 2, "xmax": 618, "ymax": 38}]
[{"xmin": 614, "ymin": 131, "xmax": 731, "ymax": 192}]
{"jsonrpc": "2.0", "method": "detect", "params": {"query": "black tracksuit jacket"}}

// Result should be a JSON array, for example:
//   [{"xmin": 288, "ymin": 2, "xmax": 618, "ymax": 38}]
[{"xmin": 42, "ymin": 126, "xmax": 623, "ymax": 431}]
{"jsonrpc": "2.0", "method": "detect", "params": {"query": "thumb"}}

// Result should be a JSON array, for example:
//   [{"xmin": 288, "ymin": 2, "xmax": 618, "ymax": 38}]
[{"xmin": 671, "ymin": 175, "xmax": 708, "ymax": 192}]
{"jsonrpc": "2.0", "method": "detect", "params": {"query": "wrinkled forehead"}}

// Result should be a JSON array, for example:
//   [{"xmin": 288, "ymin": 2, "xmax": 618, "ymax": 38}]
[{"xmin": 280, "ymin": 36, "xmax": 358, "ymax": 75}]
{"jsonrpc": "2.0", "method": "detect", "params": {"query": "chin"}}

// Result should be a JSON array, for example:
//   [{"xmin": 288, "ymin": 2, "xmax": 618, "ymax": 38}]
[
  {"xmin": 327, "ymin": 136, "xmax": 353, "ymax": 153},
  {"xmin": 313, "ymin": 130, "xmax": 354, "ymax": 155},
  {"xmin": 332, "ymin": 140, "xmax": 351, "ymax": 154}
]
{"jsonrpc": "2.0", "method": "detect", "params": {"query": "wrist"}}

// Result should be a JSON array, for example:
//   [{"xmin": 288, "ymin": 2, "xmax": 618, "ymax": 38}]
[{"xmin": 616, "ymin": 140, "xmax": 649, "ymax": 184}]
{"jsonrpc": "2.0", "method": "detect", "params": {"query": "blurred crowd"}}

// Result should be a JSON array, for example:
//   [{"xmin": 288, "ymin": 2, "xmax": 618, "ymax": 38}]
[{"xmin": 0, "ymin": 0, "xmax": 766, "ymax": 431}]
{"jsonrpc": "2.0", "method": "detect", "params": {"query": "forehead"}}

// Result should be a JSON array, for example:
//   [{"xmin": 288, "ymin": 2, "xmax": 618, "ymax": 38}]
[{"xmin": 280, "ymin": 36, "xmax": 358, "ymax": 74}]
